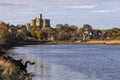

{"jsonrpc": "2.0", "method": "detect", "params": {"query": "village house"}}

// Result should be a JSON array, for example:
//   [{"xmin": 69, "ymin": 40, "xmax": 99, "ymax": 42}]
[
  {"xmin": 7, "ymin": 24, "xmax": 18, "ymax": 35},
  {"xmin": 81, "ymin": 25, "xmax": 93, "ymax": 40},
  {"xmin": 17, "ymin": 25, "xmax": 30, "ymax": 36}
]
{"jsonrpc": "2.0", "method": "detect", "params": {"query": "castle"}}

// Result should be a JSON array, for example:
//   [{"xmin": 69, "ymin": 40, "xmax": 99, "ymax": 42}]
[{"xmin": 30, "ymin": 14, "xmax": 50, "ymax": 28}]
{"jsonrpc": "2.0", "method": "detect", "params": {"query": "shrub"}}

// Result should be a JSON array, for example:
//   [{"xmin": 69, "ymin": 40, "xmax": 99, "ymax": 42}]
[
  {"xmin": 16, "ymin": 32, "xmax": 27, "ymax": 41},
  {"xmin": 0, "ymin": 23, "xmax": 15, "ymax": 47}
]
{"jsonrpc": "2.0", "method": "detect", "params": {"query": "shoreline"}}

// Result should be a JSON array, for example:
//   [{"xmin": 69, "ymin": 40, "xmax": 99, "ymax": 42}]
[
  {"xmin": 3, "ymin": 40, "xmax": 120, "ymax": 50},
  {"xmin": 85, "ymin": 40, "xmax": 120, "ymax": 45},
  {"xmin": 2, "ymin": 40, "xmax": 120, "ymax": 55},
  {"xmin": 0, "ymin": 50, "xmax": 33, "ymax": 80},
  {"xmin": 2, "ymin": 41, "xmax": 44, "ymax": 50},
  {"xmin": 44, "ymin": 40, "xmax": 120, "ymax": 45}
]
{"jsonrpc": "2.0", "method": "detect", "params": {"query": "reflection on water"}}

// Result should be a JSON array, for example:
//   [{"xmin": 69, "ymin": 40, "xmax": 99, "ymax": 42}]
[
  {"xmin": 8, "ymin": 44, "xmax": 120, "ymax": 80},
  {"xmin": 8, "ymin": 50, "xmax": 51, "ymax": 79},
  {"xmin": 8, "ymin": 50, "xmax": 93, "ymax": 80}
]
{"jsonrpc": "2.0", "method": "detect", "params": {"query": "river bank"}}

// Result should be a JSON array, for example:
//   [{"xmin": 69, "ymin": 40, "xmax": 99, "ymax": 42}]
[
  {"xmin": 2, "ymin": 40, "xmax": 120, "ymax": 50},
  {"xmin": 44, "ymin": 40, "xmax": 120, "ymax": 45},
  {"xmin": 85, "ymin": 40, "xmax": 120, "ymax": 45},
  {"xmin": 2, "ymin": 41, "xmax": 44, "ymax": 50},
  {"xmin": 0, "ymin": 41, "xmax": 38, "ymax": 80},
  {"xmin": 0, "ymin": 50, "xmax": 33, "ymax": 80}
]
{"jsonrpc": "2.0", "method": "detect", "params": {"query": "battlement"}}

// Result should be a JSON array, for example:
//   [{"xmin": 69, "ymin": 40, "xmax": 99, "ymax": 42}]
[{"xmin": 30, "ymin": 14, "xmax": 50, "ymax": 28}]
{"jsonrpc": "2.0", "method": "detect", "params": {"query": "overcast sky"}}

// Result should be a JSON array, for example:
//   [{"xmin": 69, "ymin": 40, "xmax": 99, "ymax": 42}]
[{"xmin": 0, "ymin": 0, "xmax": 120, "ymax": 29}]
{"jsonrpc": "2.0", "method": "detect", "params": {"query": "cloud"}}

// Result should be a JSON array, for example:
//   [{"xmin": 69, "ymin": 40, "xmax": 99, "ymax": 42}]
[
  {"xmin": 66, "ymin": 5, "xmax": 95, "ymax": 9},
  {"xmin": 0, "ymin": 2, "xmax": 29, "ymax": 7},
  {"xmin": 32, "ymin": 5, "xmax": 95, "ymax": 9},
  {"xmin": 91, "ymin": 9, "xmax": 117, "ymax": 13},
  {"xmin": 115, "ymin": 8, "xmax": 120, "ymax": 10},
  {"xmin": 0, "ymin": 3, "xmax": 16, "ymax": 6}
]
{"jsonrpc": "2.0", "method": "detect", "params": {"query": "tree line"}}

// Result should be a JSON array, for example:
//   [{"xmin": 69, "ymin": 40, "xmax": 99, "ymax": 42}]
[{"xmin": 0, "ymin": 21, "xmax": 120, "ymax": 47}]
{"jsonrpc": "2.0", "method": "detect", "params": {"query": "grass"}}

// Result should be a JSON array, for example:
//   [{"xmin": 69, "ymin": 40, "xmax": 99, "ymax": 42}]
[
  {"xmin": 44, "ymin": 40, "xmax": 120, "ymax": 45},
  {"xmin": 0, "ymin": 57, "xmax": 32, "ymax": 80}
]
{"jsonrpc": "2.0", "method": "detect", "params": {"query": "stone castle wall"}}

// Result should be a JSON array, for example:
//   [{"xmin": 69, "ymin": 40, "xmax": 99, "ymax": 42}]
[
  {"xmin": 30, "ymin": 14, "xmax": 50, "ymax": 28},
  {"xmin": 30, "ymin": 19, "xmax": 36, "ymax": 26},
  {"xmin": 43, "ymin": 19, "xmax": 50, "ymax": 27}
]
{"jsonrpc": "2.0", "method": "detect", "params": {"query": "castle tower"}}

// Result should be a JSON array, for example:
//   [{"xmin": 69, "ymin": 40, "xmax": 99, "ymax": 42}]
[
  {"xmin": 36, "ymin": 18, "xmax": 43, "ymax": 27},
  {"xmin": 36, "ymin": 14, "xmax": 43, "ymax": 27},
  {"xmin": 30, "ymin": 19, "xmax": 36, "ymax": 26},
  {"xmin": 40, "ymin": 14, "xmax": 42, "ymax": 19},
  {"xmin": 25, "ymin": 23, "xmax": 30, "ymax": 31},
  {"xmin": 30, "ymin": 14, "xmax": 50, "ymax": 29},
  {"xmin": 43, "ymin": 19, "xmax": 50, "ymax": 27},
  {"xmin": 39, "ymin": 14, "xmax": 42, "ymax": 19}
]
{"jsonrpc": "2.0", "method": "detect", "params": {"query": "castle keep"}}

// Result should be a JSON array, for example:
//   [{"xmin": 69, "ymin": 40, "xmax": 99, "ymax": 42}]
[{"xmin": 30, "ymin": 14, "xmax": 50, "ymax": 28}]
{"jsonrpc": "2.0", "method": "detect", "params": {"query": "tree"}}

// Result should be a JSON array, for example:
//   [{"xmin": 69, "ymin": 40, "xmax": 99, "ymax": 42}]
[
  {"xmin": 55, "ymin": 24, "xmax": 80, "ymax": 40},
  {"xmin": 0, "ymin": 22, "xmax": 15, "ymax": 47},
  {"xmin": 35, "ymin": 30, "xmax": 44, "ymax": 40},
  {"xmin": 56, "ymin": 24, "xmax": 63, "ymax": 29},
  {"xmin": 16, "ymin": 32, "xmax": 27, "ymax": 41},
  {"xmin": 57, "ymin": 30, "xmax": 70, "ymax": 40},
  {"xmin": 82, "ymin": 24, "xmax": 92, "ymax": 31},
  {"xmin": 104, "ymin": 28, "xmax": 120, "ymax": 39}
]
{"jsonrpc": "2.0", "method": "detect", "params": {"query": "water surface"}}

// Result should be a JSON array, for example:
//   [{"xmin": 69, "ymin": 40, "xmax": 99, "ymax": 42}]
[{"xmin": 8, "ymin": 44, "xmax": 120, "ymax": 80}]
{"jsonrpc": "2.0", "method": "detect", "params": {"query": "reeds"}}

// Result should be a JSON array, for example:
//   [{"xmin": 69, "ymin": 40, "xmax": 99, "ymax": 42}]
[{"xmin": 0, "ymin": 58, "xmax": 32, "ymax": 80}]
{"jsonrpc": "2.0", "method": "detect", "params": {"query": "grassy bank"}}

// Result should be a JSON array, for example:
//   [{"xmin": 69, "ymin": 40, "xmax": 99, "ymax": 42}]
[
  {"xmin": 45, "ymin": 40, "xmax": 120, "ymax": 45},
  {"xmin": 0, "ymin": 51, "xmax": 33, "ymax": 80},
  {"xmin": 84, "ymin": 40, "xmax": 120, "ymax": 45}
]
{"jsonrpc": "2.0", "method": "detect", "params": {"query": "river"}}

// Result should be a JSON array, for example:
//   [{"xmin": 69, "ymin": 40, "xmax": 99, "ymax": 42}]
[{"xmin": 7, "ymin": 44, "xmax": 120, "ymax": 80}]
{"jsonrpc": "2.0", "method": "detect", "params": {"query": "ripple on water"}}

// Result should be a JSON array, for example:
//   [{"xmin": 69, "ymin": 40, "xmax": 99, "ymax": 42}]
[{"xmin": 8, "ymin": 44, "xmax": 120, "ymax": 80}]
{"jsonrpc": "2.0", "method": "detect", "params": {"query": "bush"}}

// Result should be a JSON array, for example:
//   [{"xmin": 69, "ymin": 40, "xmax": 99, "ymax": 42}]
[
  {"xmin": 58, "ymin": 31, "xmax": 70, "ymax": 40},
  {"xmin": 0, "ymin": 58, "xmax": 31, "ymax": 80},
  {"xmin": 16, "ymin": 32, "xmax": 27, "ymax": 41},
  {"xmin": 0, "ymin": 23, "xmax": 15, "ymax": 47}
]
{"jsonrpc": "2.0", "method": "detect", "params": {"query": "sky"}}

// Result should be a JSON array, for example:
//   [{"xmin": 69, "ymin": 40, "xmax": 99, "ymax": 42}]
[{"xmin": 0, "ymin": 0, "xmax": 120, "ymax": 29}]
